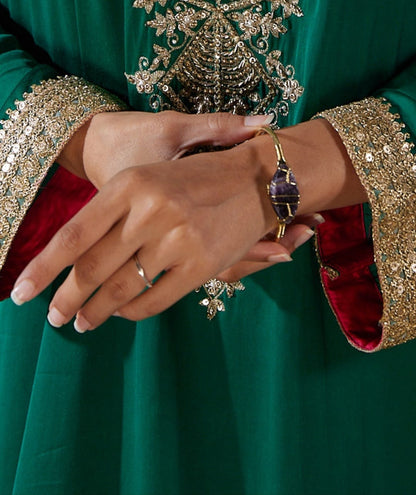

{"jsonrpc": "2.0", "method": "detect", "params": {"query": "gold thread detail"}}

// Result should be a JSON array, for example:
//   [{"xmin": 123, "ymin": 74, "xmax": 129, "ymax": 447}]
[
  {"xmin": 127, "ymin": 0, "xmax": 303, "ymax": 123},
  {"xmin": 0, "ymin": 75, "xmax": 124, "ymax": 271},
  {"xmin": 196, "ymin": 279, "xmax": 245, "ymax": 319},
  {"xmin": 317, "ymin": 97, "xmax": 416, "ymax": 350}
]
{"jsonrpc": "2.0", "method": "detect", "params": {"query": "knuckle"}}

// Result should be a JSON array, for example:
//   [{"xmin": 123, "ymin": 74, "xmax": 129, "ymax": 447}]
[
  {"xmin": 74, "ymin": 256, "xmax": 100, "ymax": 285},
  {"xmin": 171, "ymin": 224, "xmax": 188, "ymax": 243},
  {"xmin": 58, "ymin": 222, "xmax": 82, "ymax": 253},
  {"xmin": 105, "ymin": 278, "xmax": 131, "ymax": 302}
]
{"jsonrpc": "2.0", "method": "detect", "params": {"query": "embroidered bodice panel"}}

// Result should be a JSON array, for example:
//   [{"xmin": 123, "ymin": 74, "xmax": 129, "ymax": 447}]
[{"xmin": 126, "ymin": 0, "xmax": 304, "ymax": 125}]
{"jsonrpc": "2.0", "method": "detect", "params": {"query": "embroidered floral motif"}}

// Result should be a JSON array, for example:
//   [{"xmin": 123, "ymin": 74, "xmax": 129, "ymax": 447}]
[
  {"xmin": 133, "ymin": 0, "xmax": 166, "ymax": 14},
  {"xmin": 0, "ymin": 76, "xmax": 124, "ymax": 271},
  {"xmin": 127, "ymin": 0, "xmax": 304, "ymax": 124},
  {"xmin": 196, "ymin": 279, "xmax": 245, "ymax": 319},
  {"xmin": 318, "ymin": 98, "xmax": 416, "ymax": 350}
]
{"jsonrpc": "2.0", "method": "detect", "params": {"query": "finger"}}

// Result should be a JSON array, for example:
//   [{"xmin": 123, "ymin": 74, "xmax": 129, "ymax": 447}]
[
  {"xmin": 11, "ymin": 184, "xmax": 127, "ymax": 305},
  {"xmin": 278, "ymin": 225, "xmax": 315, "ymax": 255},
  {"xmin": 45, "ymin": 218, "xmax": 143, "ymax": 328},
  {"xmin": 72, "ymin": 258, "xmax": 147, "ymax": 333},
  {"xmin": 109, "ymin": 265, "xmax": 207, "ymax": 323},
  {"xmin": 243, "ymin": 224, "xmax": 315, "ymax": 263},
  {"xmin": 172, "ymin": 112, "xmax": 274, "ymax": 156},
  {"xmin": 293, "ymin": 213, "xmax": 325, "ymax": 228},
  {"xmin": 72, "ymin": 244, "xmax": 172, "ymax": 332},
  {"xmin": 242, "ymin": 241, "xmax": 292, "ymax": 262},
  {"xmin": 218, "ymin": 260, "xmax": 279, "ymax": 282}
]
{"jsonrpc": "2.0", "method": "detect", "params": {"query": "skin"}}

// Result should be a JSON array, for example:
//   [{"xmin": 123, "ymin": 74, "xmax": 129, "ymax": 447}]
[{"xmin": 10, "ymin": 111, "xmax": 367, "ymax": 332}]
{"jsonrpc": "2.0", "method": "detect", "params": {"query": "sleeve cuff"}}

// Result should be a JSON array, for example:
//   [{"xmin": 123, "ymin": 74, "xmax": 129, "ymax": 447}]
[
  {"xmin": 0, "ymin": 75, "xmax": 125, "ymax": 275},
  {"xmin": 315, "ymin": 97, "xmax": 416, "ymax": 351}
]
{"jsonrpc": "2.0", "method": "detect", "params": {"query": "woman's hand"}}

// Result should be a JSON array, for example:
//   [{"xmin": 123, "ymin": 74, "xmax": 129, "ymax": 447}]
[
  {"xmin": 13, "ymin": 139, "xmax": 280, "ymax": 332},
  {"xmin": 58, "ymin": 110, "xmax": 273, "ymax": 188},
  {"xmin": 11, "ymin": 118, "xmax": 367, "ymax": 331},
  {"xmin": 57, "ymin": 109, "xmax": 321, "ymax": 288}
]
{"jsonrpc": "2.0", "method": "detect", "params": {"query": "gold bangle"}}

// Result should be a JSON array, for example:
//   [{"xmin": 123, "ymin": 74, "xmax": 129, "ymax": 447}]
[{"xmin": 256, "ymin": 127, "xmax": 300, "ymax": 240}]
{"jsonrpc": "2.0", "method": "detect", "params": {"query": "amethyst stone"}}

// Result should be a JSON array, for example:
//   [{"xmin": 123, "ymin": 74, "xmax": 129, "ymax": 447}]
[{"xmin": 268, "ymin": 162, "xmax": 300, "ymax": 224}]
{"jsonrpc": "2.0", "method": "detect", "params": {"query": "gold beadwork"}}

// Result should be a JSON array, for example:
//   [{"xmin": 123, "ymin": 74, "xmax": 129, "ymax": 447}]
[
  {"xmin": 317, "ymin": 97, "xmax": 416, "ymax": 350},
  {"xmin": 196, "ymin": 279, "xmax": 245, "ymax": 319},
  {"xmin": 0, "ymin": 75, "xmax": 124, "ymax": 271},
  {"xmin": 127, "ymin": 0, "xmax": 304, "ymax": 122}
]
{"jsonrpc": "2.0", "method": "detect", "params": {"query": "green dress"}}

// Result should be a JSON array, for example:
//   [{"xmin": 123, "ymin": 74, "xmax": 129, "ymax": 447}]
[{"xmin": 1, "ymin": 1, "xmax": 416, "ymax": 494}]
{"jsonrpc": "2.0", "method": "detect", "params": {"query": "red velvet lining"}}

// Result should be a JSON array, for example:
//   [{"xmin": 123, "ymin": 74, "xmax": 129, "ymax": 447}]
[
  {"xmin": 0, "ymin": 167, "xmax": 96, "ymax": 300},
  {"xmin": 316, "ymin": 205, "xmax": 384, "ymax": 352},
  {"xmin": 0, "ymin": 169, "xmax": 385, "ymax": 352}
]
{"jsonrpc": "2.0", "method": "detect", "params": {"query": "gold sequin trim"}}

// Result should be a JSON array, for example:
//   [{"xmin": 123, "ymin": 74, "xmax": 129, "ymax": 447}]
[
  {"xmin": 127, "ymin": 0, "xmax": 304, "ymax": 124},
  {"xmin": 317, "ymin": 97, "xmax": 416, "ymax": 350},
  {"xmin": 0, "ymin": 75, "xmax": 124, "ymax": 271}
]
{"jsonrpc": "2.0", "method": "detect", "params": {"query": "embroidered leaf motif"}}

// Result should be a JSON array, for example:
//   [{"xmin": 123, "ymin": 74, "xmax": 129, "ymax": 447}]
[
  {"xmin": 133, "ymin": 0, "xmax": 166, "ymax": 14},
  {"xmin": 270, "ymin": 0, "xmax": 303, "ymax": 18},
  {"xmin": 225, "ymin": 281, "xmax": 245, "ymax": 298},
  {"xmin": 153, "ymin": 44, "xmax": 171, "ymax": 68},
  {"xmin": 125, "ymin": 68, "xmax": 165, "ymax": 94},
  {"xmin": 147, "ymin": 10, "xmax": 177, "ymax": 37},
  {"xmin": 261, "ymin": 13, "xmax": 286, "ymax": 38},
  {"xmin": 199, "ymin": 298, "xmax": 225, "ymax": 320}
]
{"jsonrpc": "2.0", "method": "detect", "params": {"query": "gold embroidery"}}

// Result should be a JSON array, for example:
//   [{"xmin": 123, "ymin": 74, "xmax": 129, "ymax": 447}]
[
  {"xmin": 317, "ymin": 97, "xmax": 416, "ymax": 350},
  {"xmin": 127, "ymin": 0, "xmax": 304, "ymax": 123},
  {"xmin": 0, "ymin": 76, "xmax": 124, "ymax": 271},
  {"xmin": 196, "ymin": 279, "xmax": 245, "ymax": 319}
]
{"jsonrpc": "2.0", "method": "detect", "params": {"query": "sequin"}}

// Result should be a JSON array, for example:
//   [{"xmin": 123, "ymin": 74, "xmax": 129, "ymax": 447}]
[
  {"xmin": 0, "ymin": 76, "xmax": 124, "ymax": 271},
  {"xmin": 318, "ymin": 97, "xmax": 416, "ymax": 350},
  {"xmin": 127, "ymin": 0, "xmax": 304, "ymax": 122}
]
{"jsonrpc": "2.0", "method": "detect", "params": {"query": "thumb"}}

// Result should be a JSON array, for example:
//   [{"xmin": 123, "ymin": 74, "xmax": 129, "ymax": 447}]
[{"xmin": 174, "ymin": 112, "xmax": 274, "ymax": 155}]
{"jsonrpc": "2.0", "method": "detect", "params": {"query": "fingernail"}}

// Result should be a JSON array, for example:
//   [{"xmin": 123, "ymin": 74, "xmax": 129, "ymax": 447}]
[
  {"xmin": 267, "ymin": 253, "xmax": 293, "ymax": 263},
  {"xmin": 112, "ymin": 311, "xmax": 121, "ymax": 317},
  {"xmin": 74, "ymin": 314, "xmax": 91, "ymax": 334},
  {"xmin": 244, "ymin": 114, "xmax": 274, "ymax": 127},
  {"xmin": 47, "ymin": 307, "xmax": 67, "ymax": 328},
  {"xmin": 312, "ymin": 213, "xmax": 326, "ymax": 224},
  {"xmin": 11, "ymin": 279, "xmax": 36, "ymax": 305},
  {"xmin": 294, "ymin": 228, "xmax": 315, "ymax": 250}
]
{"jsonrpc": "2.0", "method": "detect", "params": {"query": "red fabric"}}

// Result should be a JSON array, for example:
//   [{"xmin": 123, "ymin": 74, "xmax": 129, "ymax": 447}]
[
  {"xmin": 0, "ymin": 169, "xmax": 385, "ymax": 351},
  {"xmin": 316, "ymin": 205, "xmax": 384, "ymax": 352},
  {"xmin": 0, "ymin": 167, "xmax": 96, "ymax": 300}
]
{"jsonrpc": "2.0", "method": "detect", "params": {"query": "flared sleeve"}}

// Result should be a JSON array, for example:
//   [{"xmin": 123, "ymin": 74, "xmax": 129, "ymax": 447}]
[
  {"xmin": 0, "ymin": 21, "xmax": 125, "ymax": 299},
  {"xmin": 315, "ymin": 59, "xmax": 416, "ymax": 352}
]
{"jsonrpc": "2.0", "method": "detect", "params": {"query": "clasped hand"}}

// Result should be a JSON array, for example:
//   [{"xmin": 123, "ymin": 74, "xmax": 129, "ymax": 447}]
[{"xmin": 11, "ymin": 111, "xmax": 319, "ymax": 332}]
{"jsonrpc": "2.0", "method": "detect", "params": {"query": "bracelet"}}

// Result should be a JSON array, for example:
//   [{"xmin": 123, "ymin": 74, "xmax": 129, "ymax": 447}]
[{"xmin": 256, "ymin": 127, "xmax": 300, "ymax": 240}]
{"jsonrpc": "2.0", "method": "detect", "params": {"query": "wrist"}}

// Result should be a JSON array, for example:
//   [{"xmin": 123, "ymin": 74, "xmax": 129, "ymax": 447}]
[
  {"xmin": 260, "ymin": 120, "xmax": 368, "ymax": 216},
  {"xmin": 56, "ymin": 118, "xmax": 92, "ymax": 180}
]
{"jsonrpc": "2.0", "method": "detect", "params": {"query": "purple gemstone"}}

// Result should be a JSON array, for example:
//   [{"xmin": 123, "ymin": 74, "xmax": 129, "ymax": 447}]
[{"xmin": 268, "ymin": 164, "xmax": 300, "ymax": 222}]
